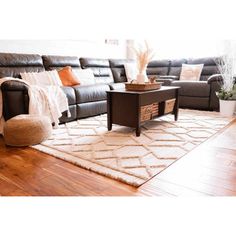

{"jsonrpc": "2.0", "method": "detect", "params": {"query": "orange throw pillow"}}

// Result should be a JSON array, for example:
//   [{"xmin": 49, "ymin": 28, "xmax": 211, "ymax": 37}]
[{"xmin": 58, "ymin": 66, "xmax": 80, "ymax": 86}]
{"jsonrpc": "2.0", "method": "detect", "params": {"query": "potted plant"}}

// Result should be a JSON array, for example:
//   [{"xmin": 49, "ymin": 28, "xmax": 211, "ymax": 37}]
[
  {"xmin": 216, "ymin": 43, "xmax": 236, "ymax": 116},
  {"xmin": 216, "ymin": 85, "xmax": 236, "ymax": 116}
]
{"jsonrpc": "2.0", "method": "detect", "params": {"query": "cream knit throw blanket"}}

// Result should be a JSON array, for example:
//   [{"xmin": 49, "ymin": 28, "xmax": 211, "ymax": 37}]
[{"xmin": 0, "ymin": 77, "xmax": 69, "ymax": 134}]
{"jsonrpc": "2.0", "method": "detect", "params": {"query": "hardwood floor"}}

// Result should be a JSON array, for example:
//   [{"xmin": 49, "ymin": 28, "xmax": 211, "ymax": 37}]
[{"xmin": 0, "ymin": 119, "xmax": 236, "ymax": 196}]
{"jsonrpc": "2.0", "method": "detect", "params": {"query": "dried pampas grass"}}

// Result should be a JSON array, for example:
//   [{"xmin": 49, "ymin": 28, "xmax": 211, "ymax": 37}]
[{"xmin": 132, "ymin": 41, "xmax": 155, "ymax": 74}]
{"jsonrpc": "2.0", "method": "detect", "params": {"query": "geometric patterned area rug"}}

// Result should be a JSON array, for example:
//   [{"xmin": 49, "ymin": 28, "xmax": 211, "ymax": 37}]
[{"xmin": 32, "ymin": 109, "xmax": 234, "ymax": 187}]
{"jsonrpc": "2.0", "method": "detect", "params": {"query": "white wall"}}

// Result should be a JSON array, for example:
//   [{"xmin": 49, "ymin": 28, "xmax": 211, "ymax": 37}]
[
  {"xmin": 127, "ymin": 40, "xmax": 225, "ymax": 59},
  {"xmin": 0, "ymin": 40, "xmax": 127, "ymax": 59},
  {"xmin": 150, "ymin": 40, "xmax": 224, "ymax": 59},
  {"xmin": 1, "ymin": 40, "xmax": 230, "ymax": 60}
]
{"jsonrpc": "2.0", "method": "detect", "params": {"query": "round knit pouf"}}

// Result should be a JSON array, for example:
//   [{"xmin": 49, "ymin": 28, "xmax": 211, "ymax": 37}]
[{"xmin": 4, "ymin": 114, "xmax": 52, "ymax": 147}]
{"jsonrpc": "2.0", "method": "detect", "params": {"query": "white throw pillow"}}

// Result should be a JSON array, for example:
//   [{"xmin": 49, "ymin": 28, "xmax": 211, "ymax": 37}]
[
  {"xmin": 124, "ymin": 62, "xmax": 138, "ymax": 82},
  {"xmin": 180, "ymin": 64, "xmax": 204, "ymax": 81},
  {"xmin": 21, "ymin": 70, "xmax": 62, "ymax": 86},
  {"xmin": 73, "ymin": 68, "xmax": 96, "ymax": 85}
]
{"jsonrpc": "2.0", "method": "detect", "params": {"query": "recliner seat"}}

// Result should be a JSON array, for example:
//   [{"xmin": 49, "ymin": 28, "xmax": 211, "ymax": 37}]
[{"xmin": 169, "ymin": 57, "xmax": 220, "ymax": 110}]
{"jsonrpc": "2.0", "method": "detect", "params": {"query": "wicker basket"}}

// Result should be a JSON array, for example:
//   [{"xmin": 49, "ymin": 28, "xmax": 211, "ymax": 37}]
[
  {"xmin": 125, "ymin": 82, "xmax": 162, "ymax": 91},
  {"xmin": 164, "ymin": 99, "xmax": 176, "ymax": 114},
  {"xmin": 140, "ymin": 103, "xmax": 159, "ymax": 122},
  {"xmin": 151, "ymin": 103, "xmax": 159, "ymax": 117}
]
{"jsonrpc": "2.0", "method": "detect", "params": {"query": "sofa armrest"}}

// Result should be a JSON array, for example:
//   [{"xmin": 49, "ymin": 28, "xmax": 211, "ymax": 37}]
[
  {"xmin": 159, "ymin": 75, "xmax": 179, "ymax": 80},
  {"xmin": 207, "ymin": 75, "xmax": 223, "ymax": 110},
  {"xmin": 1, "ymin": 80, "xmax": 29, "ymax": 91},
  {"xmin": 1, "ymin": 80, "xmax": 29, "ymax": 120},
  {"xmin": 207, "ymin": 74, "xmax": 223, "ymax": 84},
  {"xmin": 156, "ymin": 78, "xmax": 173, "ymax": 86}
]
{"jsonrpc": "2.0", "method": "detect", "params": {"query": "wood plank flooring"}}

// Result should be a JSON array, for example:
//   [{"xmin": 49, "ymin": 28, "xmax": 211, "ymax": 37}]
[{"xmin": 0, "ymin": 119, "xmax": 236, "ymax": 196}]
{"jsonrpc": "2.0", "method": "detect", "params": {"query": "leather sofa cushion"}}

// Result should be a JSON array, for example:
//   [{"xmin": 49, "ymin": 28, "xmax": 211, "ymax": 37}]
[
  {"xmin": 80, "ymin": 58, "xmax": 114, "ymax": 84},
  {"xmin": 187, "ymin": 57, "xmax": 219, "ymax": 65},
  {"xmin": 110, "ymin": 67, "xmax": 127, "ymax": 83},
  {"xmin": 147, "ymin": 60, "xmax": 170, "ymax": 76},
  {"xmin": 168, "ymin": 67, "xmax": 182, "ymax": 77},
  {"xmin": 187, "ymin": 57, "xmax": 220, "ymax": 81},
  {"xmin": 60, "ymin": 86, "xmax": 76, "ymax": 105},
  {"xmin": 199, "ymin": 66, "xmax": 220, "ymax": 81},
  {"xmin": 201, "ymin": 66, "xmax": 219, "ymax": 76},
  {"xmin": 109, "ymin": 59, "xmax": 135, "ymax": 83},
  {"xmin": 0, "ymin": 67, "xmax": 45, "ymax": 79},
  {"xmin": 147, "ymin": 67, "xmax": 169, "ymax": 76},
  {"xmin": 0, "ymin": 53, "xmax": 43, "ymax": 67},
  {"xmin": 170, "ymin": 59, "xmax": 187, "ymax": 67},
  {"xmin": 80, "ymin": 58, "xmax": 109, "ymax": 68},
  {"xmin": 148, "ymin": 60, "xmax": 170, "ymax": 67},
  {"xmin": 90, "ymin": 67, "xmax": 113, "ymax": 84},
  {"xmin": 168, "ymin": 59, "xmax": 187, "ymax": 76},
  {"xmin": 0, "ymin": 53, "xmax": 44, "ymax": 78},
  {"xmin": 171, "ymin": 81, "xmax": 210, "ymax": 97},
  {"xmin": 109, "ymin": 59, "xmax": 134, "ymax": 68},
  {"xmin": 42, "ymin": 55, "xmax": 81, "ymax": 71},
  {"xmin": 77, "ymin": 101, "xmax": 107, "ymax": 119},
  {"xmin": 90, "ymin": 67, "xmax": 111, "ymax": 77},
  {"xmin": 109, "ymin": 83, "xmax": 125, "ymax": 90},
  {"xmin": 73, "ymin": 84, "xmax": 110, "ymax": 104},
  {"xmin": 179, "ymin": 96, "xmax": 209, "ymax": 109}
]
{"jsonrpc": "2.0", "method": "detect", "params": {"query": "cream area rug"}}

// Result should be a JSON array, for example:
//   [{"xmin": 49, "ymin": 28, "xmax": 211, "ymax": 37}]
[{"xmin": 33, "ymin": 109, "xmax": 234, "ymax": 187}]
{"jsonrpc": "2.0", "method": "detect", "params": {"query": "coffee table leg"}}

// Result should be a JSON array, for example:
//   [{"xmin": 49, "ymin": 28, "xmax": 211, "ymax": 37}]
[
  {"xmin": 174, "ymin": 89, "xmax": 179, "ymax": 121},
  {"xmin": 174, "ymin": 110, "xmax": 179, "ymax": 121},
  {"xmin": 136, "ymin": 126, "xmax": 141, "ymax": 137},
  {"xmin": 108, "ymin": 122, "xmax": 112, "ymax": 131},
  {"xmin": 107, "ymin": 92, "xmax": 112, "ymax": 131}
]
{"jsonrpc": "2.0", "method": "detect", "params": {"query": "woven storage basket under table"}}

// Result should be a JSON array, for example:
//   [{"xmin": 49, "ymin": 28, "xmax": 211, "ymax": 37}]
[
  {"xmin": 164, "ymin": 98, "xmax": 176, "ymax": 114},
  {"xmin": 140, "ymin": 103, "xmax": 159, "ymax": 122}
]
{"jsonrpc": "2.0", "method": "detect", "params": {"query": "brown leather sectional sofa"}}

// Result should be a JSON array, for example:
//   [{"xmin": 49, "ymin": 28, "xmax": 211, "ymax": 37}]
[{"xmin": 0, "ymin": 52, "xmax": 222, "ymax": 124}]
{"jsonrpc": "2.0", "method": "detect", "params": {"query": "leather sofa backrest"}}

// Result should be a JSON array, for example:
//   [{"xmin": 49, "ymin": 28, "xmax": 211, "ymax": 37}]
[
  {"xmin": 0, "ymin": 52, "xmax": 221, "ymax": 83},
  {"xmin": 42, "ymin": 55, "xmax": 81, "ymax": 71},
  {"xmin": 80, "ymin": 58, "xmax": 114, "ymax": 84},
  {"xmin": 147, "ymin": 60, "xmax": 170, "ymax": 77},
  {"xmin": 187, "ymin": 57, "xmax": 220, "ymax": 81},
  {"xmin": 168, "ymin": 59, "xmax": 187, "ymax": 77},
  {"xmin": 0, "ymin": 53, "xmax": 44, "ymax": 78},
  {"xmin": 109, "ymin": 59, "xmax": 134, "ymax": 83}
]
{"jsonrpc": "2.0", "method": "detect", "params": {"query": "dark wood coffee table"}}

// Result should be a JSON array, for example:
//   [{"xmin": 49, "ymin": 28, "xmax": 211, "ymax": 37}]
[{"xmin": 106, "ymin": 86, "xmax": 180, "ymax": 136}]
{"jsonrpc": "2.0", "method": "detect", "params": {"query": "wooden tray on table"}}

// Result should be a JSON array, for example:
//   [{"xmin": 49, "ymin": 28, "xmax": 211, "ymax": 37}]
[{"xmin": 125, "ymin": 82, "xmax": 162, "ymax": 91}]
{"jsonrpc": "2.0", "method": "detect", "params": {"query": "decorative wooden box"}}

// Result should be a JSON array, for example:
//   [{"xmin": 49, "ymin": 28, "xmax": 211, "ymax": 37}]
[{"xmin": 125, "ymin": 82, "xmax": 162, "ymax": 91}]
